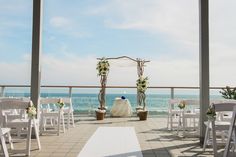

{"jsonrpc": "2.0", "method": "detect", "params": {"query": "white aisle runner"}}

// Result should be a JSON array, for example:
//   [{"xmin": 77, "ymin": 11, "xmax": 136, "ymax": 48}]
[{"xmin": 77, "ymin": 127, "xmax": 143, "ymax": 157}]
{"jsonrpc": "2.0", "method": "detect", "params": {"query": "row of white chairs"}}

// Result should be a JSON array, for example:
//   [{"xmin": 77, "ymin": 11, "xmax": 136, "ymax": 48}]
[
  {"xmin": 0, "ymin": 97, "xmax": 75, "ymax": 156},
  {"xmin": 167, "ymin": 99, "xmax": 236, "ymax": 156},
  {"xmin": 167, "ymin": 99, "xmax": 200, "ymax": 135}
]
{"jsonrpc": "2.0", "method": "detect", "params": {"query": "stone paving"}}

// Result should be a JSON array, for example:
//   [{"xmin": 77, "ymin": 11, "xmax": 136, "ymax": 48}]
[{"xmin": 1, "ymin": 116, "xmax": 235, "ymax": 157}]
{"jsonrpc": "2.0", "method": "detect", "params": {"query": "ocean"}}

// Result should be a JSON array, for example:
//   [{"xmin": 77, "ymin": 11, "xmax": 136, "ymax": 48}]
[{"xmin": 5, "ymin": 92, "xmax": 222, "ymax": 115}]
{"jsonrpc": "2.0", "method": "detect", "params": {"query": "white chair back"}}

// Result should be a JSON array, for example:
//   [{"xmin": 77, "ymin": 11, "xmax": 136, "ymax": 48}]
[
  {"xmin": 0, "ymin": 100, "xmax": 30, "ymax": 110},
  {"xmin": 212, "ymin": 103, "xmax": 236, "ymax": 112},
  {"xmin": 168, "ymin": 99, "xmax": 181, "ymax": 104},
  {"xmin": 62, "ymin": 97, "xmax": 73, "ymax": 110},
  {"xmin": 40, "ymin": 98, "xmax": 60, "ymax": 104},
  {"xmin": 184, "ymin": 99, "xmax": 199, "ymax": 106},
  {"xmin": 168, "ymin": 99, "xmax": 182, "ymax": 110}
]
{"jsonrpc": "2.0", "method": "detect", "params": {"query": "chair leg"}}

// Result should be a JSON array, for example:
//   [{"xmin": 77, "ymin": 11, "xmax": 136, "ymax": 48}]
[
  {"xmin": 26, "ymin": 119, "xmax": 32, "ymax": 156},
  {"xmin": 57, "ymin": 116, "xmax": 60, "ymax": 136},
  {"xmin": 1, "ymin": 135, "xmax": 9, "ymax": 157},
  {"xmin": 33, "ymin": 119, "xmax": 41, "ymax": 150},
  {"xmin": 183, "ymin": 116, "xmax": 186, "ymax": 137},
  {"xmin": 167, "ymin": 114, "xmax": 170, "ymax": 129},
  {"xmin": 71, "ymin": 112, "xmax": 75, "ymax": 127},
  {"xmin": 67, "ymin": 113, "xmax": 70, "ymax": 129},
  {"xmin": 177, "ymin": 115, "xmax": 181, "ymax": 135},
  {"xmin": 40, "ymin": 116, "xmax": 44, "ymax": 135},
  {"xmin": 7, "ymin": 132, "xmax": 14, "ymax": 150},
  {"xmin": 211, "ymin": 121, "xmax": 218, "ymax": 156},
  {"xmin": 170, "ymin": 114, "xmax": 173, "ymax": 130},
  {"xmin": 62, "ymin": 115, "xmax": 65, "ymax": 133},
  {"xmin": 203, "ymin": 123, "xmax": 210, "ymax": 151}
]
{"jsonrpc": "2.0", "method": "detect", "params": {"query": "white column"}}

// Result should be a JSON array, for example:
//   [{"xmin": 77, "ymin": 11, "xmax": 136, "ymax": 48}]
[
  {"xmin": 30, "ymin": 0, "xmax": 43, "ymax": 114},
  {"xmin": 199, "ymin": 0, "xmax": 209, "ymax": 145}
]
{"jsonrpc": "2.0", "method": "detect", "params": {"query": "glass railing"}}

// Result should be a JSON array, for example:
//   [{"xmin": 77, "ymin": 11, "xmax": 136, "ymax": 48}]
[{"xmin": 0, "ymin": 85, "xmax": 224, "ymax": 116}]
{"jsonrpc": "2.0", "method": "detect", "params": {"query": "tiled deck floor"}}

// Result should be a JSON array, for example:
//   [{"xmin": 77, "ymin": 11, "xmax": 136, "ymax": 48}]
[{"xmin": 2, "ymin": 116, "xmax": 235, "ymax": 157}]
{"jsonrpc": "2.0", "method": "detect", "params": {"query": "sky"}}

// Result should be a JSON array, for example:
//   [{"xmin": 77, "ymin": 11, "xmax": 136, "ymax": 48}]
[{"xmin": 0, "ymin": 0, "xmax": 236, "ymax": 89}]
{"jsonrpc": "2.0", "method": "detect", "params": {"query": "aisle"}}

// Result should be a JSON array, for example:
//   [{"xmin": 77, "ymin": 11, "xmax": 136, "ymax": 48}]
[{"xmin": 77, "ymin": 127, "xmax": 143, "ymax": 157}]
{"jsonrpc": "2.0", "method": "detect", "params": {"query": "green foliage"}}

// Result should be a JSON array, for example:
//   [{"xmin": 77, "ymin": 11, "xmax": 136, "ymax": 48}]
[
  {"xmin": 96, "ymin": 58, "xmax": 110, "ymax": 76},
  {"xmin": 178, "ymin": 101, "xmax": 186, "ymax": 109},
  {"xmin": 219, "ymin": 86, "xmax": 236, "ymax": 100},
  {"xmin": 206, "ymin": 106, "xmax": 216, "ymax": 117},
  {"xmin": 136, "ymin": 76, "xmax": 148, "ymax": 92}
]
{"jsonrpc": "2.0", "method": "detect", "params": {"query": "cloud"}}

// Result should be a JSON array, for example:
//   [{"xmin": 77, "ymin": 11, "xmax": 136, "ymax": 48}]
[
  {"xmin": 47, "ymin": 16, "xmax": 90, "ymax": 38},
  {"xmin": 50, "ymin": 16, "xmax": 71, "ymax": 28},
  {"xmin": 87, "ymin": 0, "xmax": 199, "ymax": 48},
  {"xmin": 1, "ymin": 0, "xmax": 236, "ymax": 89},
  {"xmin": 0, "ymin": 53, "xmax": 198, "ymax": 87}
]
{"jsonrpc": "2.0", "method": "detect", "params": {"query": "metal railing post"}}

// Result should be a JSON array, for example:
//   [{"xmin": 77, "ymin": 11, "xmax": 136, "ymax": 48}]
[
  {"xmin": 69, "ymin": 87, "xmax": 72, "ymax": 98},
  {"xmin": 0, "ymin": 86, "xmax": 5, "ymax": 97},
  {"xmin": 171, "ymin": 87, "xmax": 174, "ymax": 99}
]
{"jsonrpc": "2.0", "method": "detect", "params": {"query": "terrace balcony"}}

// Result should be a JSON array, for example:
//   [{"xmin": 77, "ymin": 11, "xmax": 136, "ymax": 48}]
[{"xmin": 0, "ymin": 85, "xmax": 235, "ymax": 157}]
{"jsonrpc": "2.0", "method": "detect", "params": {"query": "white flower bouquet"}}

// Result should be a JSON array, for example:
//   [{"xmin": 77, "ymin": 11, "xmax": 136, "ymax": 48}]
[
  {"xmin": 26, "ymin": 101, "xmax": 37, "ymax": 118},
  {"xmin": 136, "ymin": 76, "xmax": 148, "ymax": 93},
  {"xmin": 57, "ymin": 98, "xmax": 65, "ymax": 109},
  {"xmin": 96, "ymin": 58, "xmax": 110, "ymax": 76},
  {"xmin": 206, "ymin": 105, "xmax": 216, "ymax": 120},
  {"xmin": 178, "ymin": 100, "xmax": 186, "ymax": 109}
]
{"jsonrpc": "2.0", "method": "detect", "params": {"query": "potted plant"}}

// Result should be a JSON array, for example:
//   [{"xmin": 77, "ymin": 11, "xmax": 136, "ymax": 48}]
[
  {"xmin": 219, "ymin": 86, "xmax": 236, "ymax": 100},
  {"xmin": 96, "ymin": 58, "xmax": 110, "ymax": 120},
  {"xmin": 136, "ymin": 76, "xmax": 148, "ymax": 120}
]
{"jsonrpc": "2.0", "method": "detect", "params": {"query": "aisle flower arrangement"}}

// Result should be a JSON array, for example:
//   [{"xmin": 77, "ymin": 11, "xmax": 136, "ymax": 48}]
[
  {"xmin": 178, "ymin": 100, "xmax": 186, "ymax": 109},
  {"xmin": 206, "ymin": 105, "xmax": 216, "ymax": 120},
  {"xmin": 57, "ymin": 98, "xmax": 65, "ymax": 109},
  {"xmin": 26, "ymin": 101, "xmax": 37, "ymax": 118}
]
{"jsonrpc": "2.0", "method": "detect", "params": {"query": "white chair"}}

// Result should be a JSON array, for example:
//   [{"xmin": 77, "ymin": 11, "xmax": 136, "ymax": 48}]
[
  {"xmin": 0, "ymin": 126, "xmax": 13, "ymax": 157},
  {"xmin": 167, "ymin": 99, "xmax": 182, "ymax": 130},
  {"xmin": 177, "ymin": 99, "xmax": 199, "ymax": 136},
  {"xmin": 203, "ymin": 102, "xmax": 236, "ymax": 156},
  {"xmin": 62, "ymin": 97, "xmax": 75, "ymax": 129},
  {"xmin": 0, "ymin": 100, "xmax": 41, "ymax": 156},
  {"xmin": 224, "ymin": 105, "xmax": 236, "ymax": 157},
  {"xmin": 40, "ymin": 98, "xmax": 65, "ymax": 135}
]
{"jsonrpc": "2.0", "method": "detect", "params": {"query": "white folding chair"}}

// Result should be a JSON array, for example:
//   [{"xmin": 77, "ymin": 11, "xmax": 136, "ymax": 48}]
[
  {"xmin": 62, "ymin": 97, "xmax": 75, "ymax": 129},
  {"xmin": 224, "ymin": 105, "xmax": 236, "ymax": 157},
  {"xmin": 40, "ymin": 98, "xmax": 65, "ymax": 135},
  {"xmin": 0, "ymin": 126, "xmax": 13, "ymax": 157},
  {"xmin": 0, "ymin": 100, "xmax": 41, "ymax": 156},
  {"xmin": 177, "ymin": 99, "xmax": 199, "ymax": 136},
  {"xmin": 203, "ymin": 103, "xmax": 236, "ymax": 156},
  {"xmin": 167, "ymin": 99, "xmax": 182, "ymax": 130}
]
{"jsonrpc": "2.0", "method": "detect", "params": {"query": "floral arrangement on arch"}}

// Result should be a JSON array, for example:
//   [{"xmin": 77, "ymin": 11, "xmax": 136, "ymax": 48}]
[
  {"xmin": 96, "ymin": 58, "xmax": 110, "ymax": 76},
  {"xmin": 206, "ymin": 104, "xmax": 216, "ymax": 120},
  {"xmin": 57, "ymin": 98, "xmax": 65, "ymax": 109},
  {"xmin": 136, "ymin": 76, "xmax": 148, "ymax": 93},
  {"xmin": 178, "ymin": 100, "xmax": 186, "ymax": 109},
  {"xmin": 26, "ymin": 101, "xmax": 37, "ymax": 118}
]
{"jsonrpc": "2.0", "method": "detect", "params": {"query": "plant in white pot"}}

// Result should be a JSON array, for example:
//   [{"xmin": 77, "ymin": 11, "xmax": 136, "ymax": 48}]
[
  {"xmin": 136, "ymin": 76, "xmax": 148, "ymax": 120},
  {"xmin": 96, "ymin": 58, "xmax": 110, "ymax": 120}
]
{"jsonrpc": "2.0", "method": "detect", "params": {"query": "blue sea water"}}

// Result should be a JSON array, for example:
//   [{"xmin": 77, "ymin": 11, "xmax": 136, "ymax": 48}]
[{"xmin": 5, "ymin": 92, "xmax": 222, "ymax": 115}]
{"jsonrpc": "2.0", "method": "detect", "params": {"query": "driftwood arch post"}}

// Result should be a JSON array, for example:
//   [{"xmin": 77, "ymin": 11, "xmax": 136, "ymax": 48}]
[
  {"xmin": 136, "ymin": 58, "xmax": 149, "ymax": 110},
  {"xmin": 97, "ymin": 56, "xmax": 150, "ymax": 113}
]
